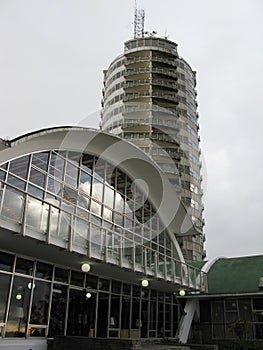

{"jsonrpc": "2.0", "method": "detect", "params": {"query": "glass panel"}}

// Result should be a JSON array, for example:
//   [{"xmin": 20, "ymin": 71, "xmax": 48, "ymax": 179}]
[
  {"xmin": 238, "ymin": 299, "xmax": 253, "ymax": 340},
  {"xmin": 6, "ymin": 174, "xmax": 26, "ymax": 190},
  {"xmin": 79, "ymin": 171, "xmax": 92, "ymax": 195},
  {"xmin": 58, "ymin": 212, "xmax": 71, "ymax": 242},
  {"xmin": 31, "ymin": 152, "xmax": 49, "ymax": 171},
  {"xmin": 110, "ymin": 295, "xmax": 120, "ymax": 328},
  {"xmin": 54, "ymin": 267, "xmax": 69, "ymax": 283},
  {"xmin": 90, "ymin": 200, "xmax": 102, "ymax": 217},
  {"xmin": 47, "ymin": 177, "xmax": 62, "ymax": 196},
  {"xmin": 6, "ymin": 276, "xmax": 32, "ymax": 337},
  {"xmin": 90, "ymin": 224, "xmax": 105, "ymax": 257},
  {"xmin": 165, "ymin": 302, "xmax": 172, "ymax": 336},
  {"xmin": 70, "ymin": 271, "xmax": 84, "ymax": 287},
  {"xmin": 158, "ymin": 300, "xmax": 164, "ymax": 337},
  {"xmin": 116, "ymin": 170, "xmax": 125, "ymax": 195},
  {"xmin": 94, "ymin": 157, "xmax": 106, "ymax": 181},
  {"xmin": 0, "ymin": 273, "xmax": 11, "ymax": 322},
  {"xmin": 104, "ymin": 186, "xmax": 114, "ymax": 208},
  {"xmin": 49, "ymin": 207, "xmax": 59, "ymax": 237},
  {"xmin": 98, "ymin": 279, "xmax": 110, "ymax": 291},
  {"xmin": 149, "ymin": 300, "xmax": 157, "ymax": 332},
  {"xmin": 0, "ymin": 251, "xmax": 14, "ymax": 272},
  {"xmin": 36, "ymin": 262, "xmax": 53, "ymax": 280},
  {"xmin": 121, "ymin": 297, "xmax": 130, "ymax": 334},
  {"xmin": 212, "ymin": 300, "xmax": 225, "ymax": 338},
  {"xmin": 67, "ymin": 288, "xmax": 95, "ymax": 337},
  {"xmin": 131, "ymin": 298, "xmax": 140, "ymax": 333},
  {"xmin": 9, "ymin": 155, "xmax": 29, "ymax": 179},
  {"xmin": 97, "ymin": 292, "xmax": 109, "ymax": 337},
  {"xmin": 15, "ymin": 257, "xmax": 34, "ymax": 276},
  {"xmin": 85, "ymin": 275, "xmax": 98, "ymax": 290},
  {"xmin": 141, "ymin": 299, "xmax": 148, "ymax": 337},
  {"xmin": 111, "ymin": 281, "xmax": 121, "ymax": 294},
  {"xmin": 28, "ymin": 326, "xmax": 46, "ymax": 337},
  {"xmin": 74, "ymin": 217, "xmax": 89, "ymax": 247},
  {"xmin": 92, "ymin": 179, "xmax": 103, "ymax": 203},
  {"xmin": 48, "ymin": 284, "xmax": 67, "ymax": 337},
  {"xmin": 63, "ymin": 186, "xmax": 77, "ymax": 206},
  {"xmin": 81, "ymin": 154, "xmax": 93, "ymax": 174},
  {"xmin": 65, "ymin": 161, "xmax": 78, "ymax": 188},
  {"xmin": 29, "ymin": 168, "xmax": 46, "ymax": 188},
  {"xmin": 49, "ymin": 153, "xmax": 65, "ymax": 180},
  {"xmin": 27, "ymin": 184, "xmax": 44, "ymax": 200},
  {"xmin": 30, "ymin": 280, "xmax": 51, "ymax": 324},
  {"xmin": 27, "ymin": 198, "xmax": 49, "ymax": 232},
  {"xmin": 115, "ymin": 192, "xmax": 125, "ymax": 214}
]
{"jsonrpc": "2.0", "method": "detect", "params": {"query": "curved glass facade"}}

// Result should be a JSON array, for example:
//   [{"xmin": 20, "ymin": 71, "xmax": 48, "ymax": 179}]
[
  {"xmin": 0, "ymin": 146, "xmax": 207, "ymax": 341},
  {"xmin": 0, "ymin": 150, "xmax": 205, "ymax": 288}
]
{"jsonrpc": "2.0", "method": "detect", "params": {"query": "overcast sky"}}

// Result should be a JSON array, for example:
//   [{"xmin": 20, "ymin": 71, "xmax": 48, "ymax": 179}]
[{"xmin": 0, "ymin": 0, "xmax": 263, "ymax": 260}]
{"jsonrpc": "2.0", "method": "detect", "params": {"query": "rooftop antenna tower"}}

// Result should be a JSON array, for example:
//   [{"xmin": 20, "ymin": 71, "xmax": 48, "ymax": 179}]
[{"xmin": 134, "ymin": 1, "xmax": 145, "ymax": 38}]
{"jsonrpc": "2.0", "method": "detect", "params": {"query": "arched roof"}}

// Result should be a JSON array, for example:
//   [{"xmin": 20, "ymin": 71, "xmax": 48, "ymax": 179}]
[{"xmin": 0, "ymin": 126, "xmax": 198, "ymax": 263}]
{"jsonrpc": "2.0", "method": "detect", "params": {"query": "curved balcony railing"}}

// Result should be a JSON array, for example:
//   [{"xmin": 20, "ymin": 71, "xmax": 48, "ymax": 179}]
[
  {"xmin": 124, "ymin": 92, "xmax": 180, "ymax": 104},
  {"xmin": 125, "ymin": 67, "xmax": 178, "ymax": 79},
  {"xmin": 124, "ymin": 79, "xmax": 178, "ymax": 91},
  {"xmin": 125, "ymin": 56, "xmax": 178, "ymax": 68},
  {"xmin": 0, "ymin": 182, "xmax": 207, "ymax": 291}
]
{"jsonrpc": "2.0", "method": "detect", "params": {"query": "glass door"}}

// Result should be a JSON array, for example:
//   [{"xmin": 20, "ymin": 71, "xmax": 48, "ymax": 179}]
[{"xmin": 67, "ymin": 288, "xmax": 96, "ymax": 337}]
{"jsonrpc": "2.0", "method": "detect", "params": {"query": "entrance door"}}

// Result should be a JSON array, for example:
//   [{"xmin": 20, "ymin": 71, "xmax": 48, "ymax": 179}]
[{"xmin": 67, "ymin": 288, "xmax": 96, "ymax": 337}]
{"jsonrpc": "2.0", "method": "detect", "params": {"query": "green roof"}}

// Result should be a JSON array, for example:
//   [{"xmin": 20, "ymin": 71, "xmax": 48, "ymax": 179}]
[{"xmin": 207, "ymin": 255, "xmax": 263, "ymax": 294}]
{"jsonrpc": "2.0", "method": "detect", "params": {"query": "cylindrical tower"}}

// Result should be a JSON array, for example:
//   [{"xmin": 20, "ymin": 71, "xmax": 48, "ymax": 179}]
[{"xmin": 100, "ymin": 36, "xmax": 205, "ymax": 261}]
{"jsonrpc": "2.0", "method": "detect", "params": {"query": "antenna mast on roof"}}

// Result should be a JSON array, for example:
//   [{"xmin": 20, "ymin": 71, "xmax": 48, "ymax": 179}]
[{"xmin": 134, "ymin": 1, "xmax": 145, "ymax": 38}]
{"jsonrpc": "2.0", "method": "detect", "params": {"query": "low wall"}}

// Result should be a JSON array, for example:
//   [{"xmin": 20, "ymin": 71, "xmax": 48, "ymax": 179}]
[{"xmin": 0, "ymin": 338, "xmax": 47, "ymax": 350}]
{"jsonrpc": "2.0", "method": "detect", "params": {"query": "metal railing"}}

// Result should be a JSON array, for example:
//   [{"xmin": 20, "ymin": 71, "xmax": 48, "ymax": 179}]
[{"xmin": 0, "ymin": 182, "xmax": 207, "ymax": 292}]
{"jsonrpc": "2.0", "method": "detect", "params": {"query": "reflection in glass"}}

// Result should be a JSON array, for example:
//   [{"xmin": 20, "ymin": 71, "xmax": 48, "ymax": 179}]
[
  {"xmin": 15, "ymin": 258, "xmax": 34, "ymax": 276},
  {"xmin": 36, "ymin": 262, "xmax": 53, "ymax": 280},
  {"xmin": 6, "ymin": 276, "xmax": 32, "ymax": 337},
  {"xmin": 97, "ymin": 292, "xmax": 109, "ymax": 337},
  {"xmin": 9, "ymin": 155, "xmax": 29, "ymax": 179},
  {"xmin": 1, "ymin": 187, "xmax": 24, "ymax": 222},
  {"xmin": 31, "ymin": 152, "xmax": 49, "ymax": 171},
  {"xmin": 0, "ymin": 273, "xmax": 11, "ymax": 322},
  {"xmin": 27, "ymin": 198, "xmax": 48, "ymax": 233},
  {"xmin": 0, "ymin": 252, "xmax": 14, "ymax": 272},
  {"xmin": 30, "ymin": 280, "xmax": 51, "ymax": 324}
]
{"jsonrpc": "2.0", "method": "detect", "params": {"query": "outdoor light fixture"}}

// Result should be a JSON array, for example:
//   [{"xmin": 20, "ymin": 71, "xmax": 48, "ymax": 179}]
[
  {"xmin": 81, "ymin": 263, "xmax": 91, "ymax": 273},
  {"xmin": 28, "ymin": 282, "xmax": 35, "ymax": 290},
  {"xmin": 179, "ymin": 289, "xmax": 186, "ymax": 296},
  {"xmin": 141, "ymin": 279, "xmax": 149, "ymax": 287},
  {"xmin": 16, "ymin": 293, "xmax": 22, "ymax": 300},
  {"xmin": 86, "ymin": 292, "xmax": 92, "ymax": 299}
]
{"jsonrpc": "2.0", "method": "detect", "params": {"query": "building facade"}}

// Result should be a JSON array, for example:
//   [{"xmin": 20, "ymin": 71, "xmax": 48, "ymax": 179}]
[
  {"xmin": 100, "ymin": 36, "xmax": 205, "ymax": 262},
  {"xmin": 183, "ymin": 256, "xmax": 263, "ymax": 347},
  {"xmin": 0, "ymin": 127, "xmax": 206, "ymax": 349}
]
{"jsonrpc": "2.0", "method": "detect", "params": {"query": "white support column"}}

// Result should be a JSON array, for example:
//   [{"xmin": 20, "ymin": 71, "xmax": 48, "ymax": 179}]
[{"xmin": 177, "ymin": 298, "xmax": 199, "ymax": 344}]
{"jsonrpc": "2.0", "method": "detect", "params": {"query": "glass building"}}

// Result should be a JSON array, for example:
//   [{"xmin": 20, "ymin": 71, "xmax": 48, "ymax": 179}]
[
  {"xmin": 0, "ymin": 127, "xmax": 206, "ymax": 349},
  {"xmin": 100, "ymin": 36, "xmax": 205, "ymax": 262}
]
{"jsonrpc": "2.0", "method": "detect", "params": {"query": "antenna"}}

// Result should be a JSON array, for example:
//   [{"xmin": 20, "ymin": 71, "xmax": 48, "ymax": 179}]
[{"xmin": 134, "ymin": 1, "xmax": 145, "ymax": 38}]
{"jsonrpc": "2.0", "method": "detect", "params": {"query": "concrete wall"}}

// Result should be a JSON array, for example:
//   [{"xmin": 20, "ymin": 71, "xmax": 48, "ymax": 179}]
[{"xmin": 0, "ymin": 339, "xmax": 47, "ymax": 350}]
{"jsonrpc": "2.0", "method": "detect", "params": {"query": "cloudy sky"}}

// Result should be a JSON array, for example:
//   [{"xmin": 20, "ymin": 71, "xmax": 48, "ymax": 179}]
[{"xmin": 0, "ymin": 0, "xmax": 262, "ymax": 260}]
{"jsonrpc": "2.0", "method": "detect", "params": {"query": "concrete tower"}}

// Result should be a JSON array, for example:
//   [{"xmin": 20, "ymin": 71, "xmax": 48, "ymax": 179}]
[{"xmin": 100, "ymin": 35, "xmax": 205, "ymax": 261}]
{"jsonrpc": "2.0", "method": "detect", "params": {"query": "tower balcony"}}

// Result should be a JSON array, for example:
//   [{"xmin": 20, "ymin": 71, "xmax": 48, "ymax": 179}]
[
  {"xmin": 124, "ymin": 92, "xmax": 180, "ymax": 104},
  {"xmin": 124, "ymin": 79, "xmax": 178, "ymax": 92},
  {"xmin": 125, "ymin": 67, "xmax": 178, "ymax": 79},
  {"xmin": 125, "ymin": 56, "xmax": 178, "ymax": 68}
]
